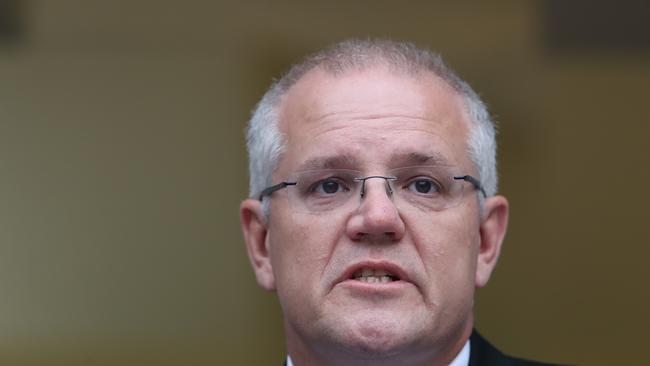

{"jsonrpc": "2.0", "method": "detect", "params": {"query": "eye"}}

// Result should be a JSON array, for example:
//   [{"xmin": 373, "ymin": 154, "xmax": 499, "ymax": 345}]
[
  {"xmin": 312, "ymin": 179, "xmax": 348, "ymax": 195},
  {"xmin": 407, "ymin": 178, "xmax": 442, "ymax": 195}
]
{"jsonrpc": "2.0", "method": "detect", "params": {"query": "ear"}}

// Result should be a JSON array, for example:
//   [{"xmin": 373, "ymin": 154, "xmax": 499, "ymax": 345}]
[
  {"xmin": 240, "ymin": 198, "xmax": 276, "ymax": 291},
  {"xmin": 475, "ymin": 195, "xmax": 509, "ymax": 288}
]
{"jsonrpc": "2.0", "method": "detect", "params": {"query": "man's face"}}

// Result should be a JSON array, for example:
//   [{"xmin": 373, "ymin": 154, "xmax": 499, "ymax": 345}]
[{"xmin": 241, "ymin": 66, "xmax": 507, "ymax": 362}]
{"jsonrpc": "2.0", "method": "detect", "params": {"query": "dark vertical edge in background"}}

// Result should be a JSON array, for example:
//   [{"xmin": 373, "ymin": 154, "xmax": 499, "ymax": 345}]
[
  {"xmin": 0, "ymin": 0, "xmax": 26, "ymax": 45},
  {"xmin": 542, "ymin": 0, "xmax": 650, "ymax": 51}
]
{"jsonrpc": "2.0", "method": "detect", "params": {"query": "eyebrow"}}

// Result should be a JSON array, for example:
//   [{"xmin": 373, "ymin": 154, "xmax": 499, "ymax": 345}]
[
  {"xmin": 388, "ymin": 151, "xmax": 452, "ymax": 167},
  {"xmin": 298, "ymin": 154, "xmax": 359, "ymax": 171},
  {"xmin": 296, "ymin": 151, "xmax": 452, "ymax": 171}
]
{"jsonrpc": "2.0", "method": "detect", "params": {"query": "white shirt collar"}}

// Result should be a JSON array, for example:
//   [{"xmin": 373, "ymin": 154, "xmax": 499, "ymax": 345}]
[
  {"xmin": 449, "ymin": 339, "xmax": 471, "ymax": 366},
  {"xmin": 286, "ymin": 338, "xmax": 470, "ymax": 366}
]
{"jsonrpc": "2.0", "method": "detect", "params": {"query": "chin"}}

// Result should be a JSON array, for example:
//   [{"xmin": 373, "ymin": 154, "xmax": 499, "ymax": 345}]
[{"xmin": 331, "ymin": 309, "xmax": 423, "ymax": 356}]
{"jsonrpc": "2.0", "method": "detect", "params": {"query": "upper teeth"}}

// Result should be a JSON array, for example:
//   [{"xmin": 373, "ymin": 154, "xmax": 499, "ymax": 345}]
[{"xmin": 353, "ymin": 268, "xmax": 398, "ymax": 283}]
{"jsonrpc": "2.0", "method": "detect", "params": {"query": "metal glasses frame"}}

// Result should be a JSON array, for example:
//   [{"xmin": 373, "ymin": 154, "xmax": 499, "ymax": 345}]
[{"xmin": 258, "ymin": 174, "xmax": 486, "ymax": 201}]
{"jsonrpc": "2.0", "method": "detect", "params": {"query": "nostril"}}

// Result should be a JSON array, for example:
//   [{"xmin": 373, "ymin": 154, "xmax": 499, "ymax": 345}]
[{"xmin": 352, "ymin": 231, "xmax": 397, "ymax": 241}]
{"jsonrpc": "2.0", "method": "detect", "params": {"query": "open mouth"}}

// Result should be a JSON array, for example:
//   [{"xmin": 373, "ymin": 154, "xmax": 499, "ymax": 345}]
[{"xmin": 352, "ymin": 268, "xmax": 400, "ymax": 283}]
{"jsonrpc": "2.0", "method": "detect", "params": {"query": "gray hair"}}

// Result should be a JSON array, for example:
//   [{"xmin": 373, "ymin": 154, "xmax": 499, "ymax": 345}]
[{"xmin": 245, "ymin": 39, "xmax": 498, "ymax": 216}]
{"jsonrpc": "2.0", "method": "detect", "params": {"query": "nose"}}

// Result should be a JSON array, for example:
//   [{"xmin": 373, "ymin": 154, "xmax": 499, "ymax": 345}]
[{"xmin": 345, "ymin": 178, "xmax": 405, "ymax": 241}]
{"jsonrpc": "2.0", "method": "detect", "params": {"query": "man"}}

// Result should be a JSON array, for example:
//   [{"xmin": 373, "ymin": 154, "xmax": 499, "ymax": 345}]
[{"xmin": 240, "ymin": 39, "xmax": 558, "ymax": 366}]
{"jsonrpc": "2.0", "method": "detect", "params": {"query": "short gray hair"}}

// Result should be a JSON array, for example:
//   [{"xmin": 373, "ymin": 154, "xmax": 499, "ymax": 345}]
[{"xmin": 245, "ymin": 39, "xmax": 498, "ymax": 215}]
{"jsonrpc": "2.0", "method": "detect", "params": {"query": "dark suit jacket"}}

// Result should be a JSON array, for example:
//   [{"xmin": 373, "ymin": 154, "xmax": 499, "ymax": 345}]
[
  {"xmin": 283, "ymin": 330, "xmax": 563, "ymax": 365},
  {"xmin": 469, "ymin": 330, "xmax": 561, "ymax": 366}
]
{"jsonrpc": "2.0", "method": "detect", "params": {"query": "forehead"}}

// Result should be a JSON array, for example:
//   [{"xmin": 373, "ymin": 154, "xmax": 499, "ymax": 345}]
[{"xmin": 276, "ymin": 66, "xmax": 471, "ymax": 174}]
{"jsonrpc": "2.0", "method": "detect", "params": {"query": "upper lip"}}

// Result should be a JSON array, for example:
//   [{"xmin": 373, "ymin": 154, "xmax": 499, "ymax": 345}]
[{"xmin": 337, "ymin": 260, "xmax": 411, "ymax": 284}]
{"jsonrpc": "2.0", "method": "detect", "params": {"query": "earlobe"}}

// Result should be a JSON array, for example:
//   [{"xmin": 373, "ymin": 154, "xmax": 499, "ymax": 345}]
[
  {"xmin": 240, "ymin": 199, "xmax": 276, "ymax": 291},
  {"xmin": 475, "ymin": 195, "xmax": 509, "ymax": 288}
]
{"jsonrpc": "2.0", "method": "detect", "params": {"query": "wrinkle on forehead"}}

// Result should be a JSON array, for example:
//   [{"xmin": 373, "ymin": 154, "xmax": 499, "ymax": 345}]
[
  {"xmin": 310, "ymin": 111, "xmax": 437, "ymax": 126},
  {"xmin": 297, "ymin": 114, "xmax": 462, "ymax": 142},
  {"xmin": 297, "ymin": 151, "xmax": 453, "ymax": 172}
]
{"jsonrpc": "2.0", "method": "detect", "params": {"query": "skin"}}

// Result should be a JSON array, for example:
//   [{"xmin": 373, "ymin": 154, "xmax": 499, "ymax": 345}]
[{"xmin": 240, "ymin": 65, "xmax": 509, "ymax": 366}]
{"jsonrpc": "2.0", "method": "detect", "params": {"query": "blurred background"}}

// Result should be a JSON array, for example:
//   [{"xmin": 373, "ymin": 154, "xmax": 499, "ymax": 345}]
[{"xmin": 1, "ymin": 0, "xmax": 649, "ymax": 364}]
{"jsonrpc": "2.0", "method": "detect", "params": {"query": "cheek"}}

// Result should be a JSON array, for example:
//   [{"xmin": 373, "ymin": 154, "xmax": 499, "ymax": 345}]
[
  {"xmin": 268, "ymin": 213, "xmax": 345, "ymax": 289},
  {"xmin": 409, "ymin": 210, "xmax": 477, "ymax": 252},
  {"xmin": 268, "ymin": 213, "xmax": 347, "ymax": 323},
  {"xmin": 406, "ymin": 210, "xmax": 480, "ymax": 289}
]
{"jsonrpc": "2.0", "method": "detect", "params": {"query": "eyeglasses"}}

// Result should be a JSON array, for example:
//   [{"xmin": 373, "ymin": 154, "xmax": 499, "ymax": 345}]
[{"xmin": 258, "ymin": 165, "xmax": 486, "ymax": 214}]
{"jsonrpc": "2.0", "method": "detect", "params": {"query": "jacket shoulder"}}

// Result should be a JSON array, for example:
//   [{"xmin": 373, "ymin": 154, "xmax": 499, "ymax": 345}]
[{"xmin": 469, "ymin": 330, "xmax": 566, "ymax": 366}]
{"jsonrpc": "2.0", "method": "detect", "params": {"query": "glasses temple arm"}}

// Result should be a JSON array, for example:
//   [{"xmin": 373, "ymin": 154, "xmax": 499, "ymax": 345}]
[
  {"xmin": 258, "ymin": 182, "xmax": 297, "ymax": 201},
  {"xmin": 453, "ymin": 175, "xmax": 487, "ymax": 198}
]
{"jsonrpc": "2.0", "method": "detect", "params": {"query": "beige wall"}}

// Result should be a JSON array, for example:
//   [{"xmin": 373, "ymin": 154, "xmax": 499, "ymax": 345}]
[{"xmin": 1, "ymin": 1, "xmax": 648, "ymax": 364}]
